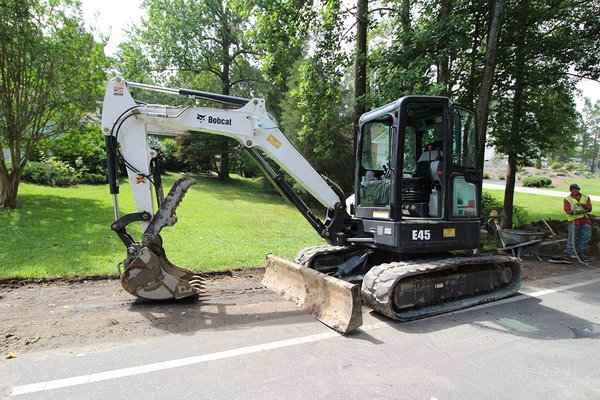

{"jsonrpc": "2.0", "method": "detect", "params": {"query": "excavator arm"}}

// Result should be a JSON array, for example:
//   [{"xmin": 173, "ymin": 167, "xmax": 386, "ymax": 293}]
[
  {"xmin": 101, "ymin": 77, "xmax": 351, "ymax": 241},
  {"xmin": 101, "ymin": 77, "xmax": 362, "ymax": 332}
]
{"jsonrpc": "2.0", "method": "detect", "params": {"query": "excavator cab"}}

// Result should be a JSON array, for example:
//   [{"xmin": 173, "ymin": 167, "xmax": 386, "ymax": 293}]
[{"xmin": 354, "ymin": 97, "xmax": 482, "ymax": 253}]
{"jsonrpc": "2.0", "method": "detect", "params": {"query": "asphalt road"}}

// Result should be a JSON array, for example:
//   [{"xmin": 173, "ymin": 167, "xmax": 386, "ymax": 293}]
[{"xmin": 2, "ymin": 271, "xmax": 600, "ymax": 400}]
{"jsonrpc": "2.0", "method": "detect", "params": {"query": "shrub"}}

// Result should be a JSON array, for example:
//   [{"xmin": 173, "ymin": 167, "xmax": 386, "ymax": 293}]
[
  {"xmin": 551, "ymin": 162, "xmax": 563, "ymax": 170},
  {"xmin": 564, "ymin": 162, "xmax": 585, "ymax": 172},
  {"xmin": 522, "ymin": 176, "xmax": 552, "ymax": 188},
  {"xmin": 481, "ymin": 192, "xmax": 503, "ymax": 219},
  {"xmin": 482, "ymin": 171, "xmax": 490, "ymax": 179},
  {"xmin": 499, "ymin": 175, "xmax": 505, "ymax": 180},
  {"xmin": 45, "ymin": 125, "xmax": 107, "ymax": 177},
  {"xmin": 481, "ymin": 192, "xmax": 529, "ymax": 228},
  {"xmin": 512, "ymin": 206, "xmax": 529, "ymax": 227},
  {"xmin": 80, "ymin": 172, "xmax": 107, "ymax": 184},
  {"xmin": 161, "ymin": 138, "xmax": 185, "ymax": 172},
  {"xmin": 232, "ymin": 147, "xmax": 262, "ymax": 178},
  {"xmin": 22, "ymin": 158, "xmax": 79, "ymax": 187}
]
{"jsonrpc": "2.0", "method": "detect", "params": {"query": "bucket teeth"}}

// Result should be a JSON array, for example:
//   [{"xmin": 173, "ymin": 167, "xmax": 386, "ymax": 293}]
[{"xmin": 121, "ymin": 247, "xmax": 206, "ymax": 301}]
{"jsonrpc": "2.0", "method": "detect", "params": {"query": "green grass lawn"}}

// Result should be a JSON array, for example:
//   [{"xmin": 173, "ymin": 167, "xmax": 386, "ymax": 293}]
[
  {"xmin": 484, "ymin": 189, "xmax": 567, "ymax": 223},
  {"xmin": 1, "ymin": 175, "xmax": 591, "ymax": 279},
  {"xmin": 543, "ymin": 178, "xmax": 600, "ymax": 196},
  {"xmin": 0, "ymin": 174, "xmax": 322, "ymax": 279}
]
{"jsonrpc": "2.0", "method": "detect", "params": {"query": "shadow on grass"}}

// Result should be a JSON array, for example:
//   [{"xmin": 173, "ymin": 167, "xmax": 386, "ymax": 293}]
[{"xmin": 1, "ymin": 193, "xmax": 123, "ymax": 278}]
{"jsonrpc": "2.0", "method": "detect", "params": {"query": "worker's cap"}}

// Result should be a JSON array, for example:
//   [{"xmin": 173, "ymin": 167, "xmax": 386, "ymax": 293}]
[{"xmin": 569, "ymin": 184, "xmax": 580, "ymax": 190}]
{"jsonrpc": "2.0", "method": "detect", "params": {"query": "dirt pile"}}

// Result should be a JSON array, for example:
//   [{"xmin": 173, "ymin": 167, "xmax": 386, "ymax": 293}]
[{"xmin": 515, "ymin": 218, "xmax": 600, "ymax": 257}]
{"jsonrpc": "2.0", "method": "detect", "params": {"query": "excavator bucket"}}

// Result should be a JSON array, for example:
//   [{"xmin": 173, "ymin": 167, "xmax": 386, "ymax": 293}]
[
  {"xmin": 116, "ymin": 176, "xmax": 205, "ymax": 301},
  {"xmin": 262, "ymin": 255, "xmax": 363, "ymax": 334},
  {"xmin": 121, "ymin": 247, "xmax": 205, "ymax": 300}
]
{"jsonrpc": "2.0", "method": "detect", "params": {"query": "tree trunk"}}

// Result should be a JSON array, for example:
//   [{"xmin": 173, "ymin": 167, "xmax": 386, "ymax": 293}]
[
  {"xmin": 353, "ymin": 0, "xmax": 368, "ymax": 150},
  {"xmin": 501, "ymin": 0, "xmax": 526, "ymax": 229},
  {"xmin": 218, "ymin": 149, "xmax": 230, "ymax": 181},
  {"xmin": 580, "ymin": 126, "xmax": 589, "ymax": 167},
  {"xmin": 502, "ymin": 154, "xmax": 517, "ymax": 228},
  {"xmin": 217, "ymin": 8, "xmax": 232, "ymax": 181},
  {"xmin": 465, "ymin": 4, "xmax": 483, "ymax": 109},
  {"xmin": 476, "ymin": 0, "xmax": 505, "ymax": 166},
  {"xmin": 437, "ymin": 0, "xmax": 452, "ymax": 96},
  {"xmin": 218, "ymin": 69, "xmax": 231, "ymax": 181},
  {"xmin": 592, "ymin": 134, "xmax": 599, "ymax": 173},
  {"xmin": 399, "ymin": 0, "xmax": 414, "ymax": 93},
  {"xmin": 0, "ymin": 169, "xmax": 20, "ymax": 209},
  {"xmin": 400, "ymin": 0, "xmax": 410, "ymax": 41}
]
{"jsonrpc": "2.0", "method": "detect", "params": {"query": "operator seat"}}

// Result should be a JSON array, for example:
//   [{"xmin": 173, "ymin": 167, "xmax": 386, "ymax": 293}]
[{"xmin": 401, "ymin": 142, "xmax": 443, "ymax": 217}]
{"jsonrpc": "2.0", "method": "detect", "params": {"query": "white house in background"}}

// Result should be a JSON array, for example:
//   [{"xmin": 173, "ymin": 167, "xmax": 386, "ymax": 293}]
[{"xmin": 484, "ymin": 146, "xmax": 507, "ymax": 168}]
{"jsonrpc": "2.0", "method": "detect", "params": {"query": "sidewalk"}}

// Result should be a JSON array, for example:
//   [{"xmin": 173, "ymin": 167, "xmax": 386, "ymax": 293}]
[{"xmin": 483, "ymin": 183, "xmax": 600, "ymax": 202}]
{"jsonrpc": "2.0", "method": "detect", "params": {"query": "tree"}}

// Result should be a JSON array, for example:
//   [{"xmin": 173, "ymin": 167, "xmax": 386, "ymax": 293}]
[
  {"xmin": 353, "ymin": 0, "xmax": 369, "ymax": 137},
  {"xmin": 245, "ymin": 0, "xmax": 315, "ymax": 118},
  {"xmin": 476, "ymin": 0, "xmax": 504, "ymax": 164},
  {"xmin": 0, "ymin": 0, "xmax": 107, "ymax": 208},
  {"xmin": 489, "ymin": 0, "xmax": 593, "ymax": 228},
  {"xmin": 137, "ymin": 0, "xmax": 259, "ymax": 180},
  {"xmin": 369, "ymin": 0, "xmax": 435, "ymax": 104},
  {"xmin": 579, "ymin": 98, "xmax": 600, "ymax": 172},
  {"xmin": 277, "ymin": 0, "xmax": 355, "ymax": 192}
]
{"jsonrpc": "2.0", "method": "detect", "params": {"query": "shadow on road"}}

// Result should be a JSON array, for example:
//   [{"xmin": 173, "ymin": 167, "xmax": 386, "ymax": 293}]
[
  {"xmin": 358, "ymin": 294, "xmax": 600, "ymax": 341},
  {"xmin": 128, "ymin": 295, "xmax": 307, "ymax": 334}
]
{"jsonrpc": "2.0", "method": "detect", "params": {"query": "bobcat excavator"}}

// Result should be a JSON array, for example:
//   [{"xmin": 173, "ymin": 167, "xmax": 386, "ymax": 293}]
[{"xmin": 101, "ymin": 77, "xmax": 521, "ymax": 333}]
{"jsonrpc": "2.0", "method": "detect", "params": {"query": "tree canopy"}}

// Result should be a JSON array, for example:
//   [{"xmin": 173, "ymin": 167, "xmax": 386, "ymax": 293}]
[
  {"xmin": 0, "ymin": 0, "xmax": 108, "ymax": 208},
  {"xmin": 1, "ymin": 0, "xmax": 599, "ymax": 221}
]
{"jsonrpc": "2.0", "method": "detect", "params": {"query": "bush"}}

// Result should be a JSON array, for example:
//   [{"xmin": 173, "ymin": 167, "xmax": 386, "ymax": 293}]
[
  {"xmin": 481, "ymin": 192, "xmax": 529, "ymax": 228},
  {"xmin": 45, "ymin": 125, "xmax": 107, "ymax": 177},
  {"xmin": 161, "ymin": 138, "xmax": 185, "ymax": 172},
  {"xmin": 481, "ymin": 192, "xmax": 503, "ymax": 219},
  {"xmin": 482, "ymin": 171, "xmax": 490, "ymax": 179},
  {"xmin": 551, "ymin": 162, "xmax": 563, "ymax": 170},
  {"xmin": 22, "ymin": 158, "xmax": 79, "ymax": 187},
  {"xmin": 499, "ymin": 175, "xmax": 505, "ymax": 180},
  {"xmin": 512, "ymin": 206, "xmax": 529, "ymax": 227},
  {"xmin": 522, "ymin": 176, "xmax": 552, "ymax": 188},
  {"xmin": 79, "ymin": 172, "xmax": 107, "ymax": 184},
  {"xmin": 565, "ymin": 163, "xmax": 580, "ymax": 172},
  {"xmin": 232, "ymin": 147, "xmax": 262, "ymax": 178}
]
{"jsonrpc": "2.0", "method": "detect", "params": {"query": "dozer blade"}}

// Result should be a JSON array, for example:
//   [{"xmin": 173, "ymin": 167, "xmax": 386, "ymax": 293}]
[
  {"xmin": 121, "ymin": 247, "xmax": 205, "ymax": 300},
  {"xmin": 262, "ymin": 255, "xmax": 362, "ymax": 333}
]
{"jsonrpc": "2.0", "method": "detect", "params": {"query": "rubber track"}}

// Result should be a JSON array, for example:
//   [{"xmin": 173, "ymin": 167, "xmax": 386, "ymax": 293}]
[
  {"xmin": 361, "ymin": 254, "xmax": 522, "ymax": 321},
  {"xmin": 294, "ymin": 245, "xmax": 355, "ymax": 267}
]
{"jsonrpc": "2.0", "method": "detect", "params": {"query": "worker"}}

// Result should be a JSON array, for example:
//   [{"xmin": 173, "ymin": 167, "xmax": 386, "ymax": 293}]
[{"xmin": 564, "ymin": 183, "xmax": 592, "ymax": 261}]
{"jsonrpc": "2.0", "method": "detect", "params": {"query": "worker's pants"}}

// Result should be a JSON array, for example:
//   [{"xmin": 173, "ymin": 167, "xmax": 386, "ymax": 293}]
[{"xmin": 566, "ymin": 223, "xmax": 591, "ymax": 257}]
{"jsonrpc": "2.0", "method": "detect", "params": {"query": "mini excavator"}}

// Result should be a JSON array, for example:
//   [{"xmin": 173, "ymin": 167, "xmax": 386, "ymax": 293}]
[{"xmin": 101, "ymin": 77, "xmax": 521, "ymax": 333}]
